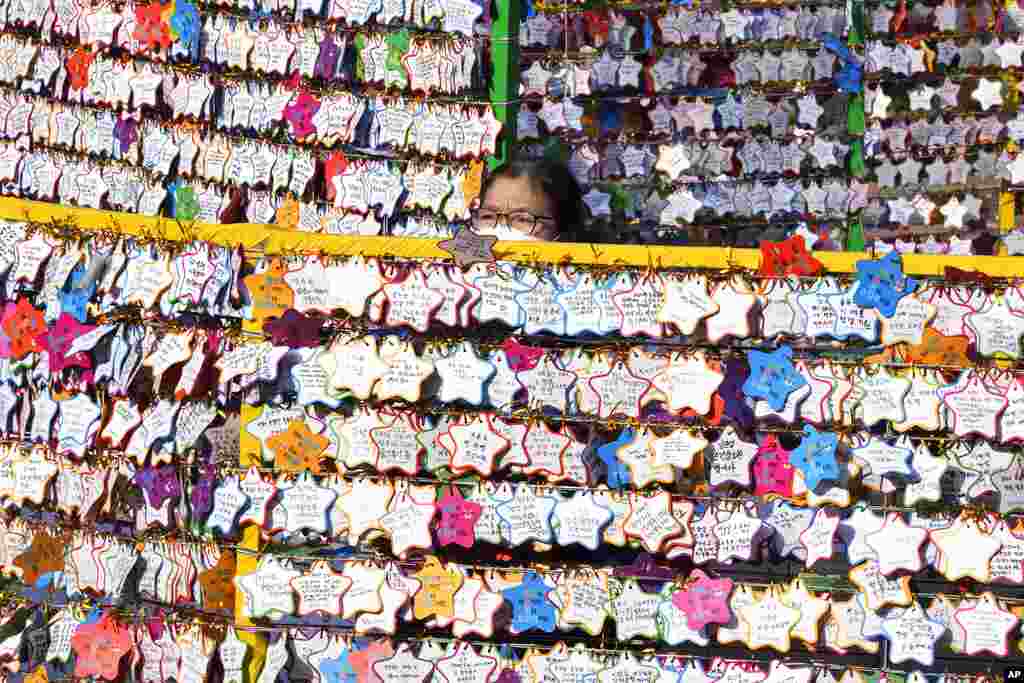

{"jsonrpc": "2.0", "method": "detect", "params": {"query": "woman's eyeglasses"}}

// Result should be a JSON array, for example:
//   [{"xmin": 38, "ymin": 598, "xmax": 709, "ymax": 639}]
[{"xmin": 472, "ymin": 208, "xmax": 556, "ymax": 235}]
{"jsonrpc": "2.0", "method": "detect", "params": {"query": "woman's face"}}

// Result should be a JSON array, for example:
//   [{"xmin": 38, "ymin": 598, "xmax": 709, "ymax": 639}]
[{"xmin": 474, "ymin": 175, "xmax": 558, "ymax": 241}]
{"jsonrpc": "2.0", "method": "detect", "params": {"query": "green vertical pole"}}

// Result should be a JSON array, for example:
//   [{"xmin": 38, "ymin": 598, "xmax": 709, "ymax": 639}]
[
  {"xmin": 488, "ymin": 0, "xmax": 520, "ymax": 171},
  {"xmin": 845, "ymin": 0, "xmax": 866, "ymax": 252}
]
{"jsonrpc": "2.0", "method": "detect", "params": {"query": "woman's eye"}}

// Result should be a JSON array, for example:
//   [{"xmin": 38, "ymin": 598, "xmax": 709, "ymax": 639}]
[{"xmin": 509, "ymin": 213, "xmax": 536, "ymax": 226}]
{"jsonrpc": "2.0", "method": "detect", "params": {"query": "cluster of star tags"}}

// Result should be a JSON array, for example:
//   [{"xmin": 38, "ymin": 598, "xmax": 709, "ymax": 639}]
[
  {"xmin": 7, "ymin": 0, "xmax": 1024, "ymax": 678},
  {"xmin": 514, "ymin": 1, "xmax": 1024, "ymax": 253},
  {"xmin": 0, "ymin": 0, "xmax": 495, "ymax": 237},
  {"xmin": 0, "ymin": 208, "xmax": 1020, "ymax": 681},
  {"xmin": 861, "ymin": 4, "xmax": 1024, "ymax": 254},
  {"xmin": 514, "ymin": 3, "xmax": 862, "ymax": 245}
]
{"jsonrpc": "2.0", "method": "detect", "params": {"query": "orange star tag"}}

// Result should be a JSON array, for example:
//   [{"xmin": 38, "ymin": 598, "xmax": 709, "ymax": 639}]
[
  {"xmin": 266, "ymin": 419, "xmax": 328, "ymax": 474},
  {"xmin": 411, "ymin": 555, "xmax": 463, "ymax": 620},
  {"xmin": 198, "ymin": 550, "xmax": 236, "ymax": 610},
  {"xmin": 463, "ymin": 160, "xmax": 485, "ymax": 205},
  {"xmin": 275, "ymin": 195, "xmax": 300, "ymax": 229},
  {"xmin": 25, "ymin": 665, "xmax": 47, "ymax": 683},
  {"xmin": 13, "ymin": 530, "xmax": 65, "ymax": 585},
  {"xmin": 243, "ymin": 259, "xmax": 294, "ymax": 323},
  {"xmin": 904, "ymin": 327, "xmax": 970, "ymax": 367}
]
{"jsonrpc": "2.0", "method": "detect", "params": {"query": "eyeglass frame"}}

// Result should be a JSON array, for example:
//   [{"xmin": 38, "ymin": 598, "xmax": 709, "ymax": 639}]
[{"xmin": 470, "ymin": 207, "xmax": 557, "ymax": 236}]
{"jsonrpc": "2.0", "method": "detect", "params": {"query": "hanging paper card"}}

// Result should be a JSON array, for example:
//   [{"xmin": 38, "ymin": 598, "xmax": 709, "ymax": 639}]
[
  {"xmin": 439, "ymin": 228, "xmax": 498, "ymax": 268},
  {"xmin": 553, "ymin": 491, "xmax": 613, "ymax": 551},
  {"xmin": 704, "ymin": 426, "xmax": 757, "ymax": 489},
  {"xmin": 953, "ymin": 593, "xmax": 1019, "ymax": 656},
  {"xmin": 848, "ymin": 560, "xmax": 913, "ymax": 610},
  {"xmin": 380, "ymin": 486, "xmax": 436, "ymax": 558},
  {"xmin": 267, "ymin": 419, "xmax": 328, "ymax": 474},
  {"xmin": 435, "ymin": 642, "xmax": 496, "ymax": 683},
  {"xmin": 70, "ymin": 612, "xmax": 133, "ymax": 681},
  {"xmin": 854, "ymin": 252, "xmax": 919, "ymax": 318},
  {"xmin": 742, "ymin": 346, "xmax": 806, "ymax": 411},
  {"xmin": 672, "ymin": 570, "xmax": 733, "ymax": 631},
  {"xmin": 412, "ymin": 555, "xmax": 463, "ymax": 620},
  {"xmin": 739, "ymin": 588, "xmax": 800, "ymax": 652},
  {"xmin": 291, "ymin": 560, "xmax": 352, "ymax": 616},
  {"xmin": 781, "ymin": 580, "xmax": 829, "ymax": 645},
  {"xmin": 13, "ymin": 530, "xmax": 64, "ymax": 586},
  {"xmin": 789, "ymin": 425, "xmax": 840, "ymax": 491},
  {"xmin": 714, "ymin": 507, "xmax": 767, "ymax": 564},
  {"xmin": 503, "ymin": 571, "xmax": 558, "ymax": 634},
  {"xmin": 207, "ymin": 476, "xmax": 249, "ymax": 536},
  {"xmin": 198, "ymin": 551, "xmax": 236, "ymax": 610},
  {"xmin": 496, "ymin": 483, "xmax": 556, "ymax": 546},
  {"xmin": 235, "ymin": 556, "xmax": 301, "ymax": 619}
]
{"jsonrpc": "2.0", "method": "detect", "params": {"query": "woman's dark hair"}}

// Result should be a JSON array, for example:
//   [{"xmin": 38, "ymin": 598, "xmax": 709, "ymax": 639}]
[{"xmin": 480, "ymin": 158, "xmax": 593, "ymax": 243}]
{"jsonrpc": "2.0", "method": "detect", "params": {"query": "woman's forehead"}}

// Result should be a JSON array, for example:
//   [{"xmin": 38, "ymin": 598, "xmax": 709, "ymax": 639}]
[{"xmin": 481, "ymin": 175, "xmax": 554, "ymax": 211}]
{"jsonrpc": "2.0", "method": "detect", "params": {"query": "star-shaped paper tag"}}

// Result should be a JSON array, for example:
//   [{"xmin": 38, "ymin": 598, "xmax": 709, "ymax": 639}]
[
  {"xmin": 954, "ymin": 592, "xmax": 1019, "ymax": 656},
  {"xmin": 881, "ymin": 602, "xmax": 945, "ymax": 666},
  {"xmin": 864, "ymin": 512, "xmax": 928, "ymax": 575},
  {"xmin": 780, "ymin": 579, "xmax": 829, "ymax": 645},
  {"xmin": 704, "ymin": 426, "xmax": 758, "ymax": 489},
  {"xmin": 290, "ymin": 560, "xmax": 352, "ymax": 616},
  {"xmin": 789, "ymin": 425, "xmax": 840, "ymax": 491},
  {"xmin": 742, "ymin": 345, "xmax": 807, "ymax": 411},
  {"xmin": 738, "ymin": 587, "xmax": 800, "ymax": 652},
  {"xmin": 198, "ymin": 551, "xmax": 235, "ymax": 610},
  {"xmin": 854, "ymin": 251, "xmax": 919, "ymax": 319},
  {"xmin": 799, "ymin": 508, "xmax": 840, "ymax": 568},
  {"xmin": 439, "ymin": 227, "xmax": 498, "ymax": 267},
  {"xmin": 411, "ymin": 555, "xmax": 464, "ymax": 621},
  {"xmin": 671, "ymin": 570, "xmax": 733, "ymax": 631},
  {"xmin": 929, "ymin": 514, "xmax": 1001, "ymax": 582}
]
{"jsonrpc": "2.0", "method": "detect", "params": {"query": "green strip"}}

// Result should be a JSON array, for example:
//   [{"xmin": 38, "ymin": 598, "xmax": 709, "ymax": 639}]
[
  {"xmin": 845, "ymin": 0, "xmax": 866, "ymax": 252},
  {"xmin": 847, "ymin": 218, "xmax": 865, "ymax": 252},
  {"xmin": 487, "ymin": 0, "xmax": 521, "ymax": 171},
  {"xmin": 848, "ymin": 0, "xmax": 864, "ymax": 45},
  {"xmin": 849, "ymin": 134, "xmax": 865, "ymax": 178},
  {"xmin": 847, "ymin": 94, "xmax": 865, "ymax": 138}
]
